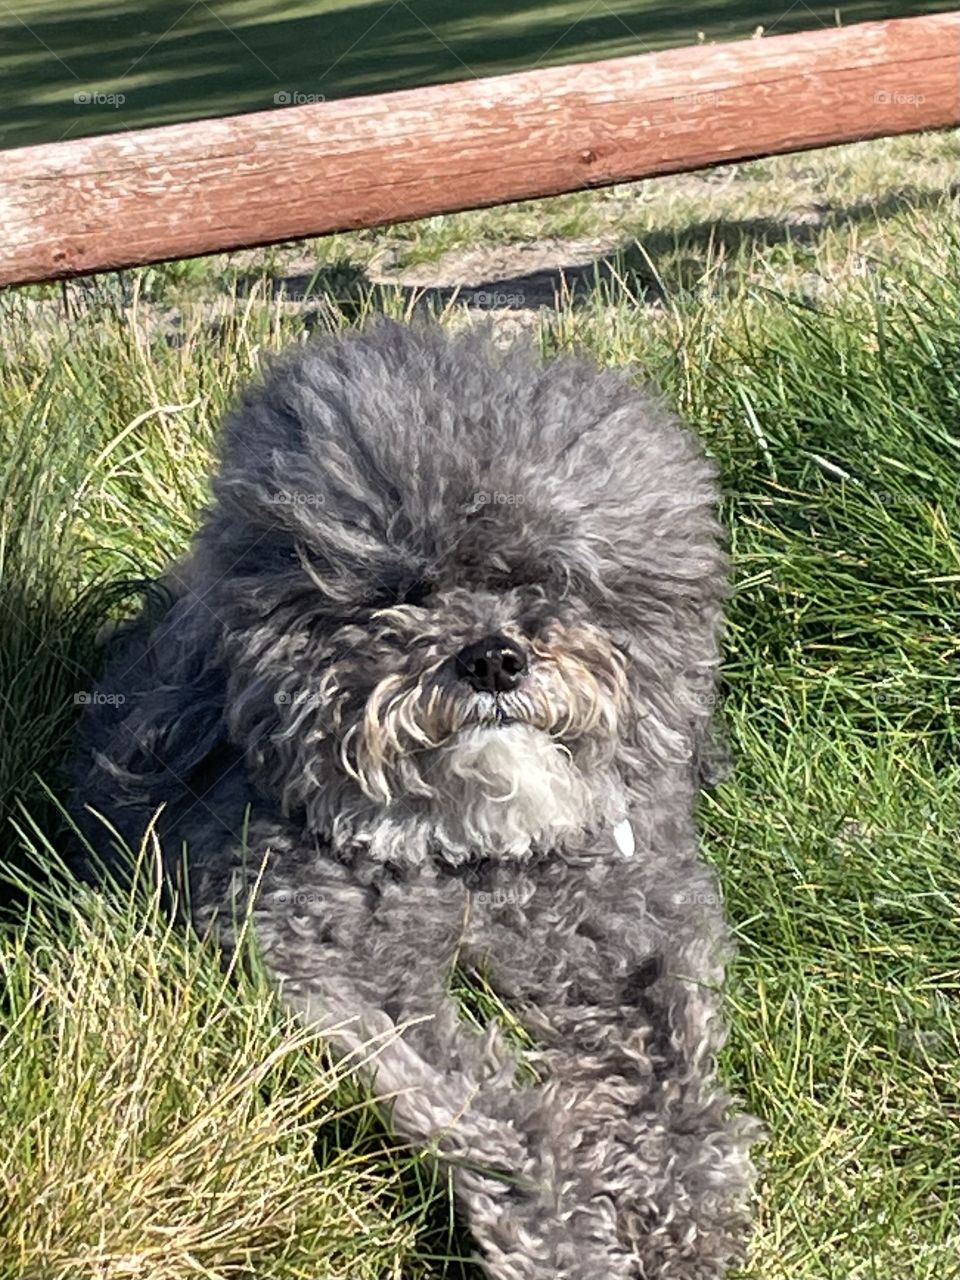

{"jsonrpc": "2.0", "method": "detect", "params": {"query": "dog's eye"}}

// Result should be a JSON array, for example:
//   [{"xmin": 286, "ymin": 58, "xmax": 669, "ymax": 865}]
[
  {"xmin": 401, "ymin": 578, "xmax": 434, "ymax": 607},
  {"xmin": 370, "ymin": 575, "xmax": 435, "ymax": 610},
  {"xmin": 518, "ymin": 613, "xmax": 546, "ymax": 638}
]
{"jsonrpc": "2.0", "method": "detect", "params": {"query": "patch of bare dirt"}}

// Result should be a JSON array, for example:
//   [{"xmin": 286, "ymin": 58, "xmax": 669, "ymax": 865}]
[{"xmin": 368, "ymin": 234, "xmax": 626, "ymax": 309}]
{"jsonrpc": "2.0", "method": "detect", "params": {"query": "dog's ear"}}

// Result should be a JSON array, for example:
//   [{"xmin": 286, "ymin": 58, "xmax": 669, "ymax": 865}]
[
  {"xmin": 100, "ymin": 611, "xmax": 226, "ymax": 784},
  {"xmin": 71, "ymin": 586, "xmax": 227, "ymax": 851}
]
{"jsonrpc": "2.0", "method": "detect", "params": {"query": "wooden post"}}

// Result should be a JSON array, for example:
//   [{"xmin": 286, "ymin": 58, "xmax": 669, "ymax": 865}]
[{"xmin": 0, "ymin": 14, "xmax": 957, "ymax": 287}]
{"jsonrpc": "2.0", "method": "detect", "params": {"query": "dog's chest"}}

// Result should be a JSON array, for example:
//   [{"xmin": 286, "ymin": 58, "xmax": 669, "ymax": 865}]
[{"xmin": 368, "ymin": 858, "xmax": 545, "ymax": 950}]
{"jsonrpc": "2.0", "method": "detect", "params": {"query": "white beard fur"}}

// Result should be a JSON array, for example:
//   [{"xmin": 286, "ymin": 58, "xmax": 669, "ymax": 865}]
[{"xmin": 341, "ymin": 724, "xmax": 610, "ymax": 867}]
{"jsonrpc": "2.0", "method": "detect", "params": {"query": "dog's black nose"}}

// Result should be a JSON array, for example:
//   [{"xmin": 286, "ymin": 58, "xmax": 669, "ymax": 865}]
[{"xmin": 455, "ymin": 634, "xmax": 527, "ymax": 693}]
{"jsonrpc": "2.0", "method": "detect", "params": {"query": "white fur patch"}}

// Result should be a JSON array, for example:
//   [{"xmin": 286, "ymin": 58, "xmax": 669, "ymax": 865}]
[{"xmin": 425, "ymin": 724, "xmax": 594, "ymax": 858}]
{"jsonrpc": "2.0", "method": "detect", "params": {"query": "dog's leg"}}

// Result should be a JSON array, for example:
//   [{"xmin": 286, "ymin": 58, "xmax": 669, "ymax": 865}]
[
  {"xmin": 281, "ymin": 946, "xmax": 640, "ymax": 1279},
  {"xmin": 471, "ymin": 855, "xmax": 759, "ymax": 1280},
  {"xmin": 207, "ymin": 839, "xmax": 635, "ymax": 1280},
  {"xmin": 290, "ymin": 971, "xmax": 640, "ymax": 1280}
]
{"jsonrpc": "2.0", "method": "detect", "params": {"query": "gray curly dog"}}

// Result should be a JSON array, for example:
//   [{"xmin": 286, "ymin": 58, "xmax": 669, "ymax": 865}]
[{"xmin": 71, "ymin": 320, "xmax": 759, "ymax": 1279}]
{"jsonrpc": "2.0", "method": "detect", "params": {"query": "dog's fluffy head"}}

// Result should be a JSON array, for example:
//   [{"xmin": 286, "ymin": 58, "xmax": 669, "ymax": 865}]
[{"xmin": 171, "ymin": 321, "xmax": 726, "ymax": 866}]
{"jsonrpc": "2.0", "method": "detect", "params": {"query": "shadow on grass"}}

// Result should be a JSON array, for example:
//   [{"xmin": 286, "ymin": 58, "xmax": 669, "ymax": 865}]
[
  {"xmin": 230, "ymin": 180, "xmax": 960, "ymax": 320},
  {"xmin": 312, "ymin": 1092, "xmax": 487, "ymax": 1280},
  {"xmin": 0, "ymin": 572, "xmax": 147, "ymax": 915}
]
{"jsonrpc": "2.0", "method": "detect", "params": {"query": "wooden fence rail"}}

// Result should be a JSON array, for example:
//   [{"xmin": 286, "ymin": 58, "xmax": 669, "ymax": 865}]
[{"xmin": 1, "ymin": 13, "xmax": 958, "ymax": 287}]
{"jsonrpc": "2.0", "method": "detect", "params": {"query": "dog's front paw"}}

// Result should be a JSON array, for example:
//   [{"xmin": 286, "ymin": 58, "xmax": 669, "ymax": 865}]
[{"xmin": 463, "ymin": 1164, "xmax": 637, "ymax": 1280}]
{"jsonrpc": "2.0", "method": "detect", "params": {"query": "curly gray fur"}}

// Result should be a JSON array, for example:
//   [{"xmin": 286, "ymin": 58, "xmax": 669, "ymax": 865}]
[{"xmin": 70, "ymin": 319, "xmax": 759, "ymax": 1279}]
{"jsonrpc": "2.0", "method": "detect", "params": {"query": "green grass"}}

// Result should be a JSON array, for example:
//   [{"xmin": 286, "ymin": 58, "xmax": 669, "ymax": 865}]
[
  {"xmin": 0, "ymin": 839, "xmax": 473, "ymax": 1280},
  {"xmin": 1, "ymin": 134, "xmax": 959, "ymax": 1277},
  {"xmin": 3, "ymin": 0, "xmax": 957, "ymax": 150}
]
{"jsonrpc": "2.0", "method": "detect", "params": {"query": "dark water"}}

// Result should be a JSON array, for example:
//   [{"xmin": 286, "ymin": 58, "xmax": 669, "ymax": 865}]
[{"xmin": 0, "ymin": 0, "xmax": 953, "ymax": 152}]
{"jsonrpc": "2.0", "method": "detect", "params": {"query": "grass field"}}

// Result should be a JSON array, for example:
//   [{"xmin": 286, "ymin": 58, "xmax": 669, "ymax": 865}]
[
  {"xmin": 2, "ymin": 0, "xmax": 958, "ymax": 149},
  {"xmin": 1, "ymin": 128, "xmax": 959, "ymax": 1278}
]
